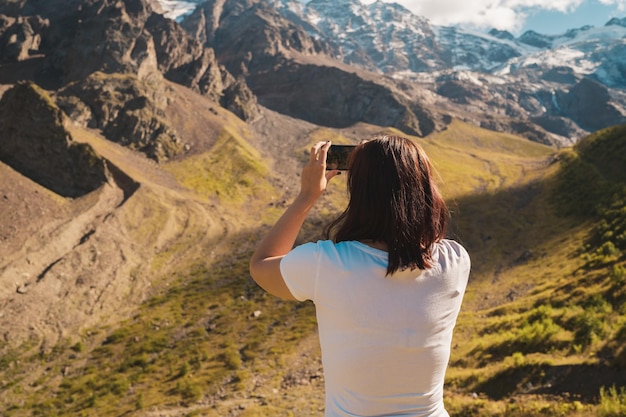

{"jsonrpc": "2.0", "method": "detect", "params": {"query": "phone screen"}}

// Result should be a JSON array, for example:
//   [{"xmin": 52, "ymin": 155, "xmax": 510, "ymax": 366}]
[{"xmin": 326, "ymin": 145, "xmax": 356, "ymax": 170}]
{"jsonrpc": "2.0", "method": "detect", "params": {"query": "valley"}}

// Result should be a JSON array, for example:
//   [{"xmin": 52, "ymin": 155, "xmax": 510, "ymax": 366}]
[
  {"xmin": 2, "ymin": 111, "xmax": 625, "ymax": 416},
  {"xmin": 0, "ymin": 0, "xmax": 625, "ymax": 416}
]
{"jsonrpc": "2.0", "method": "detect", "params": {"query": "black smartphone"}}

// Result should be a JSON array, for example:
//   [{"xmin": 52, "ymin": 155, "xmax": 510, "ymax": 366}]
[{"xmin": 326, "ymin": 144, "xmax": 356, "ymax": 170}]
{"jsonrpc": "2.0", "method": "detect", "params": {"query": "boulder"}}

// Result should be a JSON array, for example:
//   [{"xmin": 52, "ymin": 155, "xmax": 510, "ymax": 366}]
[
  {"xmin": 56, "ymin": 71, "xmax": 184, "ymax": 162},
  {"xmin": 0, "ymin": 14, "xmax": 48, "ymax": 62},
  {"xmin": 0, "ymin": 81, "xmax": 107, "ymax": 197}
]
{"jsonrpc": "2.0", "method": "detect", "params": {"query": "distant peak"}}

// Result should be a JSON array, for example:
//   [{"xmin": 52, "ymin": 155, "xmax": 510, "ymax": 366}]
[
  {"xmin": 518, "ymin": 30, "xmax": 554, "ymax": 48},
  {"xmin": 488, "ymin": 28, "xmax": 515, "ymax": 41},
  {"xmin": 606, "ymin": 17, "xmax": 626, "ymax": 28}
]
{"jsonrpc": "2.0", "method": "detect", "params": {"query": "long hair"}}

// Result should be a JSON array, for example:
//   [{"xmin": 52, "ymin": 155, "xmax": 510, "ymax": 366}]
[{"xmin": 324, "ymin": 135, "xmax": 448, "ymax": 275}]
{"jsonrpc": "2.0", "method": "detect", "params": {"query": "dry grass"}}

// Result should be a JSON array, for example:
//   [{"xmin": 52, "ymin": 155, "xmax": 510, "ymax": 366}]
[{"xmin": 2, "ymin": 120, "xmax": 625, "ymax": 417}]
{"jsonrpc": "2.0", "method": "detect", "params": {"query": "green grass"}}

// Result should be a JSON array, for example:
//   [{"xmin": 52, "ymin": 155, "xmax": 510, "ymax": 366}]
[
  {"xmin": 2, "ymin": 121, "xmax": 625, "ymax": 416},
  {"xmin": 443, "ymin": 123, "xmax": 626, "ymax": 413},
  {"xmin": 164, "ymin": 127, "xmax": 274, "ymax": 208},
  {"xmin": 4, "ymin": 253, "xmax": 318, "ymax": 416}
]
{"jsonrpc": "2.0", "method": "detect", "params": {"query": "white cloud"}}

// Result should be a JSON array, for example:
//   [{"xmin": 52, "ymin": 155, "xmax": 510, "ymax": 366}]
[
  {"xmin": 359, "ymin": 0, "xmax": 621, "ymax": 31},
  {"xmin": 598, "ymin": 0, "xmax": 626, "ymax": 11}
]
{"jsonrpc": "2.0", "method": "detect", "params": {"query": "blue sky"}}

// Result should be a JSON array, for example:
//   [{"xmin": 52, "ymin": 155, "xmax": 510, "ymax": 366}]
[
  {"xmin": 358, "ymin": 0, "xmax": 626, "ymax": 34},
  {"xmin": 522, "ymin": 0, "xmax": 624, "ymax": 34}
]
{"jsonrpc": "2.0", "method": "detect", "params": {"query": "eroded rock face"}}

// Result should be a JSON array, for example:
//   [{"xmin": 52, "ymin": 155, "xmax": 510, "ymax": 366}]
[
  {"xmin": 0, "ymin": 81, "xmax": 107, "ymax": 197},
  {"xmin": 559, "ymin": 78, "xmax": 626, "ymax": 131},
  {"xmin": 182, "ymin": 0, "xmax": 437, "ymax": 136},
  {"xmin": 246, "ymin": 63, "xmax": 437, "ymax": 136},
  {"xmin": 56, "ymin": 72, "xmax": 184, "ymax": 162},
  {"xmin": 0, "ymin": 14, "xmax": 48, "ymax": 62},
  {"xmin": 145, "ymin": 12, "xmax": 223, "ymax": 99},
  {"xmin": 0, "ymin": 0, "xmax": 260, "ymax": 121},
  {"xmin": 220, "ymin": 74, "xmax": 261, "ymax": 121},
  {"xmin": 145, "ymin": 9, "xmax": 261, "ymax": 119}
]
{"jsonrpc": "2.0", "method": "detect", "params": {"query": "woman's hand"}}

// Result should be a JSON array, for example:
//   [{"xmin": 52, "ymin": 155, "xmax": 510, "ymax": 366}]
[
  {"xmin": 298, "ymin": 141, "xmax": 341, "ymax": 206},
  {"xmin": 249, "ymin": 141, "xmax": 340, "ymax": 300}
]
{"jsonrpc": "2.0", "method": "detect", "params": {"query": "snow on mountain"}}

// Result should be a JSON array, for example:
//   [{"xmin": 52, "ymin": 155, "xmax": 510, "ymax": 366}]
[
  {"xmin": 434, "ymin": 26, "xmax": 529, "ymax": 71},
  {"xmin": 301, "ymin": 0, "xmax": 439, "ymax": 72},
  {"xmin": 498, "ymin": 23, "xmax": 626, "ymax": 86},
  {"xmin": 295, "ymin": 0, "xmax": 626, "ymax": 87},
  {"xmin": 158, "ymin": 0, "xmax": 625, "ymax": 144},
  {"xmin": 156, "ymin": 0, "xmax": 204, "ymax": 21},
  {"xmin": 155, "ymin": 0, "xmax": 625, "ymax": 87}
]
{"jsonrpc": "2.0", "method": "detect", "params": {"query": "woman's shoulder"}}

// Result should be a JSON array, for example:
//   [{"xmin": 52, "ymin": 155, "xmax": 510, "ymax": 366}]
[
  {"xmin": 289, "ymin": 239, "xmax": 337, "ymax": 257},
  {"xmin": 435, "ymin": 239, "xmax": 471, "ymax": 264},
  {"xmin": 290, "ymin": 240, "xmax": 382, "ymax": 262}
]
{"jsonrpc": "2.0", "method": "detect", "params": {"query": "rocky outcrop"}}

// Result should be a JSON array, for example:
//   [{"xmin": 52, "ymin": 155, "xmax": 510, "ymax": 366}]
[
  {"xmin": 530, "ymin": 114, "xmax": 587, "ymax": 140},
  {"xmin": 559, "ymin": 78, "xmax": 626, "ymax": 131},
  {"xmin": 518, "ymin": 30, "xmax": 554, "ymax": 48},
  {"xmin": 145, "ymin": 10, "xmax": 261, "ymax": 120},
  {"xmin": 35, "ymin": 0, "xmax": 159, "ymax": 86},
  {"xmin": 56, "ymin": 72, "xmax": 185, "ymax": 162},
  {"xmin": 479, "ymin": 116, "xmax": 560, "ymax": 146},
  {"xmin": 436, "ymin": 80, "xmax": 492, "ymax": 105},
  {"xmin": 0, "ymin": 81, "xmax": 107, "ymax": 197},
  {"xmin": 182, "ymin": 0, "xmax": 437, "ymax": 136},
  {"xmin": 541, "ymin": 66, "xmax": 578, "ymax": 85},
  {"xmin": 182, "ymin": 0, "xmax": 336, "ymax": 77},
  {"xmin": 0, "ymin": 14, "xmax": 48, "ymax": 62},
  {"xmin": 145, "ymin": 11, "xmax": 222, "ymax": 98},
  {"xmin": 220, "ymin": 74, "xmax": 261, "ymax": 121},
  {"xmin": 0, "ymin": 0, "xmax": 259, "ymax": 121}
]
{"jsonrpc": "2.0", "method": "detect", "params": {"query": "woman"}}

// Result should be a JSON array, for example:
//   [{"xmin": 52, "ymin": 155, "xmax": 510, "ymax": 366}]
[{"xmin": 249, "ymin": 136, "xmax": 470, "ymax": 417}]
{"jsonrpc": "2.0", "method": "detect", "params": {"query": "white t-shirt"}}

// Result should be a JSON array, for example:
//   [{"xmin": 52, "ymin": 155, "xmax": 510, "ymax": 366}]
[{"xmin": 280, "ymin": 239, "xmax": 470, "ymax": 417}]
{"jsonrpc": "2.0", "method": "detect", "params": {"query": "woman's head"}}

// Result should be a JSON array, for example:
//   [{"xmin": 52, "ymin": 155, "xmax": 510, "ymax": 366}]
[{"xmin": 325, "ymin": 135, "xmax": 448, "ymax": 275}]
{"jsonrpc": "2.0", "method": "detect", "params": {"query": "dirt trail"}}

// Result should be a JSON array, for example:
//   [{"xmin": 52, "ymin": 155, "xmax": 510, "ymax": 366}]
[
  {"xmin": 0, "ymin": 124, "xmax": 224, "ymax": 350},
  {"xmin": 0, "ymin": 179, "xmax": 124, "ymax": 299}
]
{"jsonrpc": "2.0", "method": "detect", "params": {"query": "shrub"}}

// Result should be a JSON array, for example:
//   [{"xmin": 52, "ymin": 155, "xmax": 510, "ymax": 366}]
[
  {"xmin": 176, "ymin": 362, "xmax": 190, "ymax": 379},
  {"xmin": 516, "ymin": 317, "xmax": 561, "ymax": 351},
  {"xmin": 172, "ymin": 380, "xmax": 203, "ymax": 403},
  {"xmin": 70, "ymin": 342, "xmax": 84, "ymax": 353},
  {"xmin": 599, "ymin": 385, "xmax": 626, "ymax": 417},
  {"xmin": 573, "ymin": 311, "xmax": 605, "ymax": 347},
  {"xmin": 103, "ymin": 328, "xmax": 130, "ymax": 345},
  {"xmin": 221, "ymin": 348, "xmax": 242, "ymax": 370},
  {"xmin": 610, "ymin": 264, "xmax": 626, "ymax": 285}
]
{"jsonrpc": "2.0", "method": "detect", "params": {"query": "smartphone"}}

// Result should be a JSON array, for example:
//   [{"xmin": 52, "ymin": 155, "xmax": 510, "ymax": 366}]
[{"xmin": 326, "ymin": 144, "xmax": 356, "ymax": 170}]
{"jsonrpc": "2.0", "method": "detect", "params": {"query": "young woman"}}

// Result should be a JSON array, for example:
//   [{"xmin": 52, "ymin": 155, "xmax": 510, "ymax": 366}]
[{"xmin": 250, "ymin": 136, "xmax": 470, "ymax": 417}]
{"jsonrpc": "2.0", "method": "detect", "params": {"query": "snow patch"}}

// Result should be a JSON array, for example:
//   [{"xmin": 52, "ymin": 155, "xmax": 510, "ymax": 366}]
[{"xmin": 155, "ymin": 0, "xmax": 201, "ymax": 21}]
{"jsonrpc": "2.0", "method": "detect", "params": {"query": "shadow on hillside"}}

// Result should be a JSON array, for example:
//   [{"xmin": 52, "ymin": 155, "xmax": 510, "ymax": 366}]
[
  {"xmin": 244, "ymin": 164, "xmax": 620, "ymax": 402},
  {"xmin": 474, "ymin": 362, "xmax": 626, "ymax": 402},
  {"xmin": 309, "ymin": 171, "xmax": 576, "ymax": 291},
  {"xmin": 442, "ymin": 176, "xmax": 567, "ymax": 283}
]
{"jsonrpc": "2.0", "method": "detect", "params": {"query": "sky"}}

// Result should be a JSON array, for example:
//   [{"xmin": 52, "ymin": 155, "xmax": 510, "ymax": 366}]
[{"xmin": 358, "ymin": 0, "xmax": 626, "ymax": 34}]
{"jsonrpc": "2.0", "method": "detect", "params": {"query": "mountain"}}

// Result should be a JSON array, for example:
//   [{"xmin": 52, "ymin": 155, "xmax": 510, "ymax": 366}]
[
  {"xmin": 0, "ymin": 0, "xmax": 625, "ymax": 416},
  {"xmin": 0, "ymin": 0, "xmax": 260, "ymax": 156},
  {"xmin": 2, "ymin": 0, "xmax": 624, "ymax": 145},
  {"xmin": 173, "ymin": 0, "xmax": 626, "ymax": 146}
]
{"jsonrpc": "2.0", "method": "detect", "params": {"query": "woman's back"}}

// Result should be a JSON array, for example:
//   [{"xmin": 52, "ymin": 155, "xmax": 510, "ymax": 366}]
[
  {"xmin": 250, "ymin": 137, "xmax": 471, "ymax": 416},
  {"xmin": 281, "ymin": 239, "xmax": 470, "ymax": 416}
]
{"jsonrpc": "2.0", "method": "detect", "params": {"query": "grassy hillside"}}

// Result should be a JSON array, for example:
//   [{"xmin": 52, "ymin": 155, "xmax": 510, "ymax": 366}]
[
  {"xmin": 442, "ymin": 124, "xmax": 626, "ymax": 416},
  {"xmin": 1, "ymin": 121, "xmax": 625, "ymax": 417}
]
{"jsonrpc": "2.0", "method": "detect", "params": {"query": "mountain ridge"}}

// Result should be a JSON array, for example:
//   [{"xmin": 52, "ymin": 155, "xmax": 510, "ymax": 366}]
[
  {"xmin": 0, "ymin": 0, "xmax": 625, "ymax": 415},
  {"xmin": 173, "ymin": 0, "xmax": 626, "ymax": 145}
]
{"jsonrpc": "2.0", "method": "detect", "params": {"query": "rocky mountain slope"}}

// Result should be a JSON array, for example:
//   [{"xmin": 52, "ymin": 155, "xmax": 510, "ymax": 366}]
[
  {"xmin": 0, "ymin": 81, "xmax": 107, "ymax": 197},
  {"xmin": 2, "ymin": 0, "xmax": 625, "ymax": 147},
  {"xmin": 0, "ymin": 0, "xmax": 259, "ymax": 154},
  {"xmin": 0, "ymin": 0, "xmax": 625, "ymax": 416},
  {"xmin": 173, "ymin": 0, "xmax": 626, "ymax": 146}
]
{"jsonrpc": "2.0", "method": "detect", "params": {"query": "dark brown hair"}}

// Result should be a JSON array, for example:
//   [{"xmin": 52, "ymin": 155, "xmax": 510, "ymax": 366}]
[{"xmin": 324, "ymin": 135, "xmax": 448, "ymax": 275}]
